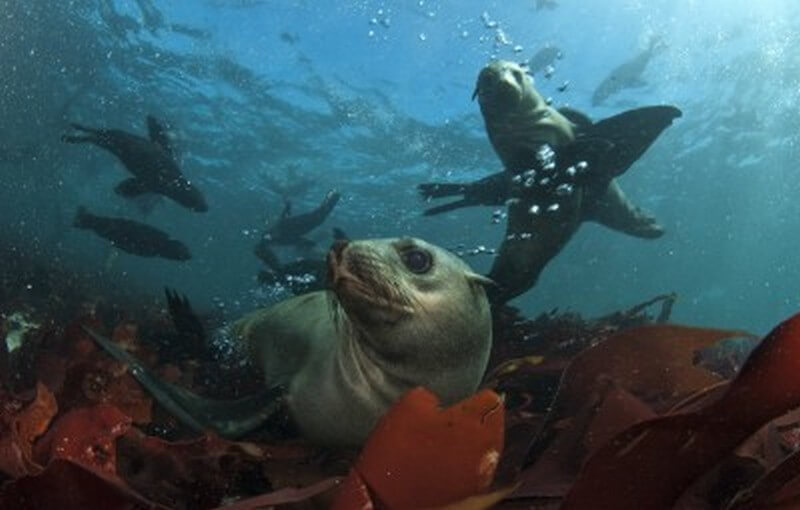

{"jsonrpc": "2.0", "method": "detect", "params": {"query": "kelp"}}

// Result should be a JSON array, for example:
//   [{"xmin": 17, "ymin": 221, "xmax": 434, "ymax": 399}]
[{"xmin": 4, "ymin": 284, "xmax": 800, "ymax": 509}]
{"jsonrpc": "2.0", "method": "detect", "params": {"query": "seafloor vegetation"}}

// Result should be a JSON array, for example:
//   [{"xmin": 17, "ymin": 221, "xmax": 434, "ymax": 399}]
[{"xmin": 3, "ymin": 269, "xmax": 800, "ymax": 509}]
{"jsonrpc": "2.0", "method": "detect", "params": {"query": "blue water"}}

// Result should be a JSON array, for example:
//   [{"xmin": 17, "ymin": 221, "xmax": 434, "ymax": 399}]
[{"xmin": 2, "ymin": 0, "xmax": 799, "ymax": 334}]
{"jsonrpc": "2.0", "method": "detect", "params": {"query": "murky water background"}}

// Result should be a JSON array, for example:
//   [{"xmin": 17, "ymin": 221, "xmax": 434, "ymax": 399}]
[{"xmin": 2, "ymin": 0, "xmax": 799, "ymax": 333}]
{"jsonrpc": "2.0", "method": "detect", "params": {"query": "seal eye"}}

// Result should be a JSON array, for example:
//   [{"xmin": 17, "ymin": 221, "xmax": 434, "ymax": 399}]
[{"xmin": 401, "ymin": 249, "xmax": 433, "ymax": 274}]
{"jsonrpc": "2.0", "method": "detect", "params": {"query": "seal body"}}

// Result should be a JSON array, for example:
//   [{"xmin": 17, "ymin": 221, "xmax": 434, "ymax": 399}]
[
  {"xmin": 257, "ymin": 189, "xmax": 341, "ymax": 249},
  {"xmin": 470, "ymin": 60, "xmax": 676, "ymax": 302},
  {"xmin": 73, "ymin": 206, "xmax": 191, "ymax": 261},
  {"xmin": 62, "ymin": 116, "xmax": 208, "ymax": 212},
  {"xmin": 235, "ymin": 237, "xmax": 493, "ymax": 445}
]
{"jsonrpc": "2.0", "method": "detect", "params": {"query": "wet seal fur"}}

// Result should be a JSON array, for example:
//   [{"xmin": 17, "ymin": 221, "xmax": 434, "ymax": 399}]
[
  {"xmin": 87, "ymin": 237, "xmax": 493, "ymax": 446},
  {"xmin": 420, "ymin": 60, "xmax": 681, "ymax": 302}
]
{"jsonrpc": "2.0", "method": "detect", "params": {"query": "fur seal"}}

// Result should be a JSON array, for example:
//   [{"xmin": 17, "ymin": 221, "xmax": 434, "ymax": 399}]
[
  {"xmin": 256, "ymin": 228, "xmax": 349, "ymax": 295},
  {"xmin": 592, "ymin": 36, "xmax": 666, "ymax": 106},
  {"xmin": 73, "ymin": 206, "xmax": 191, "ymax": 261},
  {"xmin": 62, "ymin": 116, "xmax": 208, "ymax": 212},
  {"xmin": 421, "ymin": 60, "xmax": 681, "ymax": 303},
  {"xmin": 86, "ymin": 237, "xmax": 493, "ymax": 446},
  {"xmin": 256, "ymin": 189, "xmax": 340, "ymax": 250}
]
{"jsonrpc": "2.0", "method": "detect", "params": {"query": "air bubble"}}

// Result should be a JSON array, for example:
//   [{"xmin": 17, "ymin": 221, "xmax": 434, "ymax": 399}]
[{"xmin": 555, "ymin": 183, "xmax": 573, "ymax": 196}]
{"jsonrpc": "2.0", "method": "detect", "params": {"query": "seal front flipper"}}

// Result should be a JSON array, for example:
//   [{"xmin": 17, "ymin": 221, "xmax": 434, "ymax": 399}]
[
  {"xmin": 583, "ymin": 180, "xmax": 665, "ymax": 239},
  {"xmin": 115, "ymin": 177, "xmax": 150, "ymax": 197},
  {"xmin": 418, "ymin": 171, "xmax": 509, "ymax": 215},
  {"xmin": 566, "ymin": 105, "xmax": 682, "ymax": 181},
  {"xmin": 84, "ymin": 327, "xmax": 284, "ymax": 438},
  {"xmin": 146, "ymin": 115, "xmax": 176, "ymax": 160},
  {"xmin": 422, "ymin": 198, "xmax": 478, "ymax": 216}
]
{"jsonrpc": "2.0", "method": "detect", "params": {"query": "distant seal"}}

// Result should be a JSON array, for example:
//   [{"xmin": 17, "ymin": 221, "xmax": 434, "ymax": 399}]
[
  {"xmin": 73, "ymin": 206, "xmax": 191, "ymax": 261},
  {"xmin": 87, "ymin": 237, "xmax": 493, "ymax": 446},
  {"xmin": 62, "ymin": 115, "xmax": 208, "ymax": 212},
  {"xmin": 421, "ymin": 60, "xmax": 681, "ymax": 303},
  {"xmin": 257, "ymin": 189, "xmax": 340, "ymax": 249},
  {"xmin": 592, "ymin": 35, "xmax": 666, "ymax": 106}
]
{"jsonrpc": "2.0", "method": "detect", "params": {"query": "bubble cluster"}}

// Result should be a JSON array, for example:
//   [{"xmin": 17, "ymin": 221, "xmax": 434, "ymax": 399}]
[
  {"xmin": 284, "ymin": 273, "xmax": 317, "ymax": 285},
  {"xmin": 491, "ymin": 209, "xmax": 507, "ymax": 224},
  {"xmin": 454, "ymin": 243, "xmax": 497, "ymax": 257}
]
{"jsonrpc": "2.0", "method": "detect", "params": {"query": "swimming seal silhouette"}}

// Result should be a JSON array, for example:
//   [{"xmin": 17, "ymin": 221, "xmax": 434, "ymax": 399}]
[
  {"xmin": 62, "ymin": 115, "xmax": 208, "ymax": 212},
  {"xmin": 256, "ymin": 189, "xmax": 340, "ymax": 250},
  {"xmin": 73, "ymin": 206, "xmax": 191, "ymax": 261},
  {"xmin": 86, "ymin": 237, "xmax": 493, "ymax": 446}
]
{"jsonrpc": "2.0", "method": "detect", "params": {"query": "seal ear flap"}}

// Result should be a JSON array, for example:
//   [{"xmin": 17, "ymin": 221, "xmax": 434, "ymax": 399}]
[{"xmin": 466, "ymin": 271, "xmax": 496, "ymax": 288}]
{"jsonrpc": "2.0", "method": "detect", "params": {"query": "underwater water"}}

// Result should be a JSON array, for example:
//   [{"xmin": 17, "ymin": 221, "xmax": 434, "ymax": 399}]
[{"xmin": 2, "ymin": 0, "xmax": 800, "ymax": 335}]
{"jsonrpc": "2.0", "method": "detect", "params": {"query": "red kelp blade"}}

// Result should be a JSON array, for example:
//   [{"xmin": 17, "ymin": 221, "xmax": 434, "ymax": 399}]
[
  {"xmin": 0, "ymin": 458, "xmax": 161, "ymax": 510},
  {"xmin": 563, "ymin": 312, "xmax": 800, "ymax": 510},
  {"xmin": 515, "ymin": 379, "xmax": 656, "ymax": 498},
  {"xmin": 117, "ymin": 429, "xmax": 316, "ymax": 509},
  {"xmin": 553, "ymin": 324, "xmax": 746, "ymax": 413},
  {"xmin": 0, "ymin": 382, "xmax": 57, "ymax": 478},
  {"xmin": 515, "ymin": 324, "xmax": 742, "ymax": 498},
  {"xmin": 331, "ymin": 387, "xmax": 505, "ymax": 509},
  {"xmin": 212, "ymin": 477, "xmax": 344, "ymax": 510},
  {"xmin": 34, "ymin": 403, "xmax": 131, "ymax": 475}
]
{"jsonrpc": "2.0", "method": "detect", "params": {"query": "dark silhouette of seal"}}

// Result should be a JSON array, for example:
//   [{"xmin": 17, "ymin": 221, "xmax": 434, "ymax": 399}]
[
  {"xmin": 592, "ymin": 36, "xmax": 666, "ymax": 106},
  {"xmin": 256, "ymin": 227, "xmax": 349, "ymax": 294},
  {"xmin": 86, "ymin": 237, "xmax": 493, "ymax": 446},
  {"xmin": 73, "ymin": 206, "xmax": 191, "ymax": 261},
  {"xmin": 256, "ymin": 189, "xmax": 340, "ymax": 249},
  {"xmin": 62, "ymin": 116, "xmax": 208, "ymax": 212},
  {"xmin": 420, "ymin": 60, "xmax": 681, "ymax": 303}
]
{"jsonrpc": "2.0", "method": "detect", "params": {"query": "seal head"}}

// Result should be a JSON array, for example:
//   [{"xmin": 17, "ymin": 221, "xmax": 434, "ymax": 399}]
[
  {"xmin": 474, "ymin": 60, "xmax": 575, "ymax": 169},
  {"xmin": 281, "ymin": 237, "xmax": 493, "ymax": 445}
]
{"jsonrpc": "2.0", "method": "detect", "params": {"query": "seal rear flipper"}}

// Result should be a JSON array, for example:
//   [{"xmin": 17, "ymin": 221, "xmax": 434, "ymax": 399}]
[
  {"xmin": 115, "ymin": 177, "xmax": 150, "ymax": 197},
  {"xmin": 146, "ymin": 115, "xmax": 176, "ymax": 160},
  {"xmin": 566, "ymin": 105, "xmax": 682, "ymax": 181},
  {"xmin": 583, "ymin": 180, "xmax": 665, "ymax": 239},
  {"xmin": 84, "ymin": 327, "xmax": 284, "ymax": 438},
  {"xmin": 422, "ymin": 198, "xmax": 475, "ymax": 216}
]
